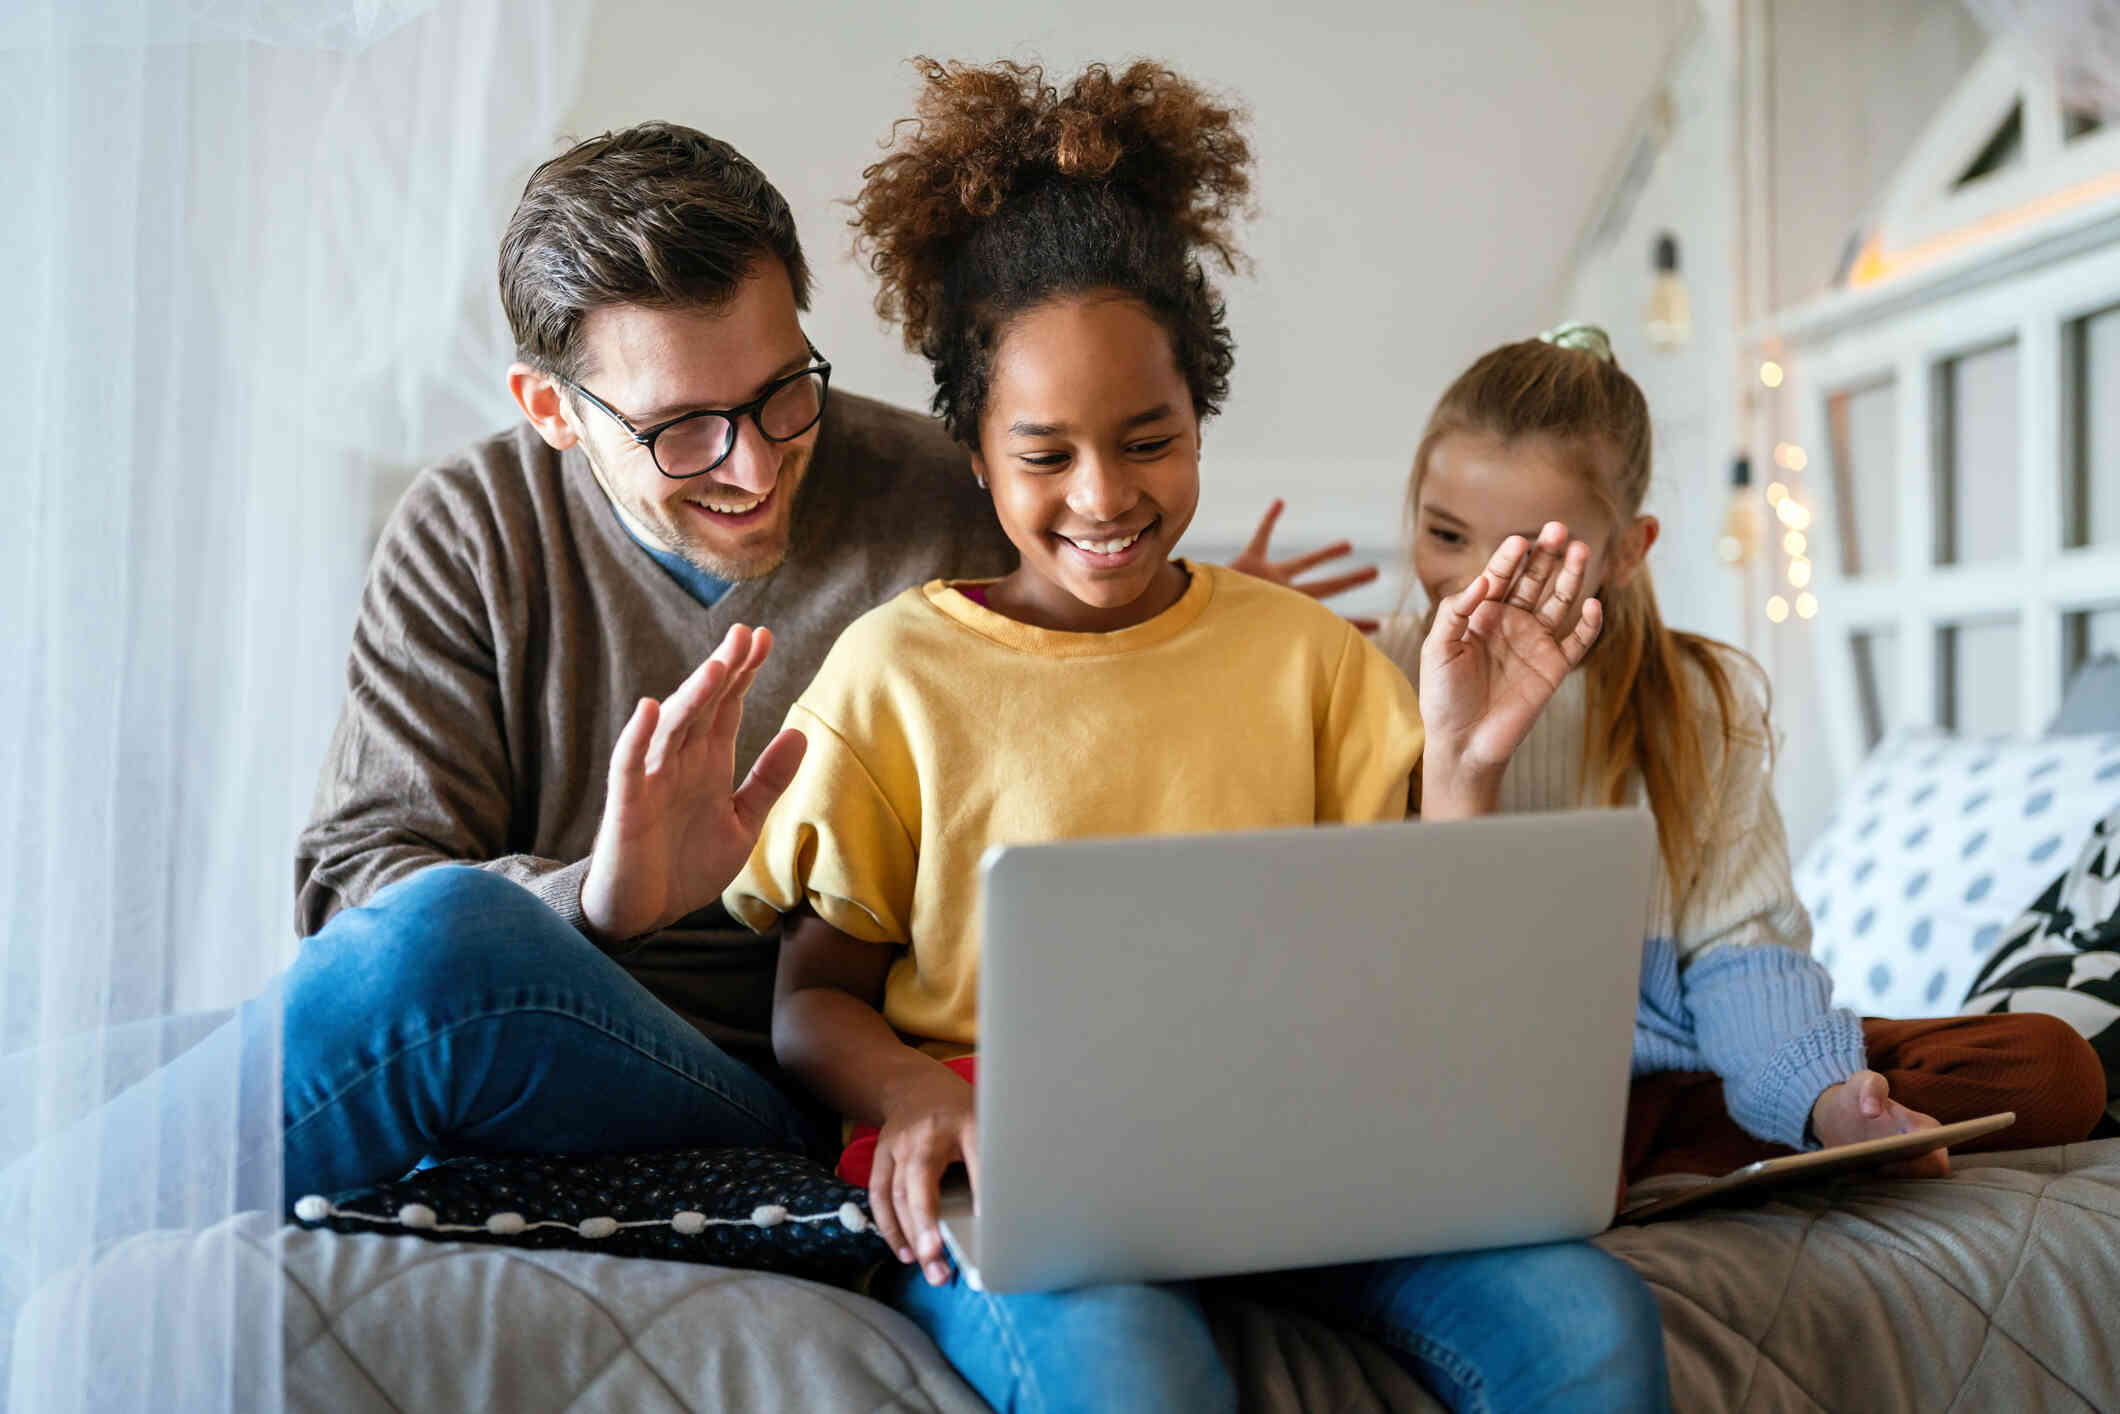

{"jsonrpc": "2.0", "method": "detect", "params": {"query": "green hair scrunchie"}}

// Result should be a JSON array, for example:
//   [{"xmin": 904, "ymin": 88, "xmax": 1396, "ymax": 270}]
[{"xmin": 1537, "ymin": 321, "xmax": 1614, "ymax": 363}]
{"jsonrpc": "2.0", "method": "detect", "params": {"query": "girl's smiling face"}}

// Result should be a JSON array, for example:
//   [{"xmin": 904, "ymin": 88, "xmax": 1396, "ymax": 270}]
[
  {"xmin": 1413, "ymin": 429, "xmax": 1655, "ymax": 636},
  {"xmin": 969, "ymin": 294, "xmax": 1199, "ymax": 633}
]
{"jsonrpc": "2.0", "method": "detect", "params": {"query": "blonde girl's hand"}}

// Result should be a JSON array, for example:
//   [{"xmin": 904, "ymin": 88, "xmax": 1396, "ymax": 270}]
[
  {"xmin": 1228, "ymin": 499, "xmax": 1383, "ymax": 632},
  {"xmin": 869, "ymin": 1067, "xmax": 980, "ymax": 1287},
  {"xmin": 1418, "ymin": 522, "xmax": 1602, "ymax": 813},
  {"xmin": 1810, "ymin": 1071, "xmax": 1951, "ymax": 1178}
]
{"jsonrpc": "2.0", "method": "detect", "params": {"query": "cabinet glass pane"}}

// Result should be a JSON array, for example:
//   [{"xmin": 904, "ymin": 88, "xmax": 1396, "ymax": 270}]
[
  {"xmin": 1850, "ymin": 628, "xmax": 1900, "ymax": 749},
  {"xmin": 1937, "ymin": 617, "xmax": 2021, "ymax": 735},
  {"xmin": 2068, "ymin": 305, "xmax": 2120, "ymax": 550},
  {"xmin": 2064, "ymin": 605, "xmax": 2120, "ymax": 681},
  {"xmin": 1827, "ymin": 381, "xmax": 1898, "ymax": 578},
  {"xmin": 1935, "ymin": 342, "xmax": 2020, "ymax": 567}
]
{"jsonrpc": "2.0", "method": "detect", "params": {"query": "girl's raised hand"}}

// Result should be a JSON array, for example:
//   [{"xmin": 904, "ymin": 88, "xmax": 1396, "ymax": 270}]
[
  {"xmin": 1228, "ymin": 498, "xmax": 1383, "ymax": 632},
  {"xmin": 1419, "ymin": 522, "xmax": 1602, "ymax": 815},
  {"xmin": 869, "ymin": 1067, "xmax": 980, "ymax": 1287}
]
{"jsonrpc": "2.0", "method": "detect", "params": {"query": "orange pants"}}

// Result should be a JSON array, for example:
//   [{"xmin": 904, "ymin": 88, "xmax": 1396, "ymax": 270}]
[{"xmin": 1623, "ymin": 1012, "xmax": 2108, "ymax": 1183}]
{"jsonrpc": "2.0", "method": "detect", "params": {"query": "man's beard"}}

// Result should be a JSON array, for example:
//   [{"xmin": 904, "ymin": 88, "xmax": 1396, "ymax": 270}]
[{"xmin": 587, "ymin": 440, "xmax": 810, "ymax": 583}]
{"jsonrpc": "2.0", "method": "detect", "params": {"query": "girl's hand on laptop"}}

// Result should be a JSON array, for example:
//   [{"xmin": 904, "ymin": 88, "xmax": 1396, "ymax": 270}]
[
  {"xmin": 579, "ymin": 623, "xmax": 808, "ymax": 947},
  {"xmin": 1810, "ymin": 1071, "xmax": 1950, "ymax": 1178},
  {"xmin": 870, "ymin": 1068, "xmax": 980, "ymax": 1286},
  {"xmin": 1418, "ymin": 522, "xmax": 1601, "ymax": 817}
]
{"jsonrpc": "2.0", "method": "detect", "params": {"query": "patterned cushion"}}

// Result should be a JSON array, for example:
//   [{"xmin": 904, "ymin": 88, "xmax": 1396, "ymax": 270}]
[
  {"xmin": 1794, "ymin": 728, "xmax": 2120, "ymax": 1017},
  {"xmin": 290, "ymin": 1146, "xmax": 892, "ymax": 1280},
  {"xmin": 1964, "ymin": 804, "xmax": 2120, "ymax": 1127}
]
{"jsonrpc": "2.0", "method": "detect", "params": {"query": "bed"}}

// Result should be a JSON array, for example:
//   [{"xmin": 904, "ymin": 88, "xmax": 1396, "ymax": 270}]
[{"xmin": 22, "ymin": 1135, "xmax": 2118, "ymax": 1412}]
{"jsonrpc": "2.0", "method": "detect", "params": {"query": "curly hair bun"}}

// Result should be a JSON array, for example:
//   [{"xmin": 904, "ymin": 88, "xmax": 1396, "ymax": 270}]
[{"xmin": 852, "ymin": 58, "xmax": 1253, "ymax": 441}]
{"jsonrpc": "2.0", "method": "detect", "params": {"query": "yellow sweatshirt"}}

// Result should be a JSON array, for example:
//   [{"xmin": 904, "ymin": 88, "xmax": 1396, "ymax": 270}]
[{"xmin": 725, "ymin": 562, "xmax": 1424, "ymax": 1054}]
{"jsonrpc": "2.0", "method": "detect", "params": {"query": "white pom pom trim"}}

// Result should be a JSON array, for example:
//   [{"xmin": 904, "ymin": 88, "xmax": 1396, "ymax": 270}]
[{"xmin": 304, "ymin": 1198, "xmax": 879, "ymax": 1241}]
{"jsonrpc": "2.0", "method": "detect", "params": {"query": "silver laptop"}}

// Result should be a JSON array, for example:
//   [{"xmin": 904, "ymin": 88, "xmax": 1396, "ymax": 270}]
[{"xmin": 940, "ymin": 808, "xmax": 1658, "ymax": 1293}]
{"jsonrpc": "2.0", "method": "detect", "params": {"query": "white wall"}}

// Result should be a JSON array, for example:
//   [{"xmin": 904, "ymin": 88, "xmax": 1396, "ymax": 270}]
[
  {"xmin": 1767, "ymin": 0, "xmax": 1986, "ymax": 307},
  {"xmin": 1560, "ymin": 2, "xmax": 1997, "ymax": 855},
  {"xmin": 559, "ymin": 0, "xmax": 1691, "ymax": 621}
]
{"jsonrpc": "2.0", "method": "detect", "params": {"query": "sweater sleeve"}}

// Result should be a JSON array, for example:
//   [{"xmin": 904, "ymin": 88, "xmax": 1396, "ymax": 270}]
[
  {"xmin": 293, "ymin": 473, "xmax": 596, "ymax": 942},
  {"xmin": 1674, "ymin": 675, "xmax": 1866, "ymax": 1147},
  {"xmin": 723, "ymin": 705, "xmax": 919, "ymax": 946},
  {"xmin": 1314, "ymin": 625, "xmax": 1424, "ymax": 824}
]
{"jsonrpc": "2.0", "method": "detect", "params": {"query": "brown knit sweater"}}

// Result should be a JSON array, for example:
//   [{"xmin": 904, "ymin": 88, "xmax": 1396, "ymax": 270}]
[{"xmin": 295, "ymin": 392, "xmax": 1017, "ymax": 1055}]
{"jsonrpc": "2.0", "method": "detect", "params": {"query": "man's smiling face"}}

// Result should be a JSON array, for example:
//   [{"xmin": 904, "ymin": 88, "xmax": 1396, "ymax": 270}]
[{"xmin": 559, "ymin": 258, "xmax": 820, "ymax": 581}]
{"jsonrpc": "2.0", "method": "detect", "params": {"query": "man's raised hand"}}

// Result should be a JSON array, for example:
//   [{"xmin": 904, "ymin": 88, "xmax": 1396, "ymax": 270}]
[
  {"xmin": 580, "ymin": 624, "xmax": 806, "ymax": 946},
  {"xmin": 1228, "ymin": 499, "xmax": 1383, "ymax": 632}
]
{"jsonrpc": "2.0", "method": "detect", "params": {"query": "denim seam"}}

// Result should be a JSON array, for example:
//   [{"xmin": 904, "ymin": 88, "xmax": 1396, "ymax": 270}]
[
  {"xmin": 966, "ymin": 1281, "xmax": 1042, "ymax": 1414},
  {"xmin": 284, "ymin": 1002, "xmax": 794, "ymax": 1149},
  {"xmin": 1346, "ymin": 1313, "xmax": 1488, "ymax": 1414}
]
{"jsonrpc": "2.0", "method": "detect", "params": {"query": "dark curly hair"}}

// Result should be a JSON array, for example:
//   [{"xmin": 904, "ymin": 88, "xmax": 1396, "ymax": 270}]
[
  {"xmin": 852, "ymin": 58, "xmax": 1252, "ymax": 444},
  {"xmin": 501, "ymin": 122, "xmax": 812, "ymax": 381}
]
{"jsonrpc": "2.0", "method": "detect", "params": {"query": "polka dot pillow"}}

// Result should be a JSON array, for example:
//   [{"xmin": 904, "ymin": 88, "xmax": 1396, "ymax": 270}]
[
  {"xmin": 1794, "ymin": 727, "xmax": 2120, "ymax": 1017},
  {"xmin": 291, "ymin": 1146, "xmax": 891, "ymax": 1281}
]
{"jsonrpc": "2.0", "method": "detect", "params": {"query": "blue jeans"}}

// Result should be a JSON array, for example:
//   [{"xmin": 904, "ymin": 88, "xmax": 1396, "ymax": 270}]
[
  {"xmin": 4, "ymin": 864, "xmax": 827, "ymax": 1224},
  {"xmin": 881, "ymin": 1241, "xmax": 1669, "ymax": 1414},
  {"xmin": 278, "ymin": 865, "xmax": 827, "ymax": 1199}
]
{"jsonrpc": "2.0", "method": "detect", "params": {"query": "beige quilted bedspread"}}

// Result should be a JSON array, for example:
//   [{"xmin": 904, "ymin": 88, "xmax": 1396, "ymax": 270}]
[{"xmin": 20, "ymin": 1138, "xmax": 2119, "ymax": 1412}]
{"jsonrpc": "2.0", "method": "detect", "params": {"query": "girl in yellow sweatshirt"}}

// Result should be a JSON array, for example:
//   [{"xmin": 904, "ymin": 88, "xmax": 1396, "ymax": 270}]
[{"xmin": 726, "ymin": 58, "xmax": 1662, "ymax": 1414}]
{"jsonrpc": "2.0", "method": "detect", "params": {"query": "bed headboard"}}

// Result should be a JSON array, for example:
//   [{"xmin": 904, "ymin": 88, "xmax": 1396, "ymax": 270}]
[{"xmin": 1760, "ymin": 44, "xmax": 2120, "ymax": 775}]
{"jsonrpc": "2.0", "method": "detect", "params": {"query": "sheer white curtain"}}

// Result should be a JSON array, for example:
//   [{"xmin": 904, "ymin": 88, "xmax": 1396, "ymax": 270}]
[{"xmin": 0, "ymin": 1, "xmax": 587, "ymax": 1407}]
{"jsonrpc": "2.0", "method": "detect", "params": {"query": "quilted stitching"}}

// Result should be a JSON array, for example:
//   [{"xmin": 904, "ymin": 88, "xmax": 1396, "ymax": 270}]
[
  {"xmin": 1600, "ymin": 1147, "xmax": 2120, "ymax": 1414},
  {"xmin": 23, "ymin": 1140, "xmax": 2120, "ymax": 1414},
  {"xmin": 277, "ymin": 1231, "xmax": 981, "ymax": 1414}
]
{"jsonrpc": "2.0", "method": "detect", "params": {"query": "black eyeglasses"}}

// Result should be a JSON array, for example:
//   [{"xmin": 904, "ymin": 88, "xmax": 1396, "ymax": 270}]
[{"xmin": 559, "ymin": 344, "xmax": 832, "ymax": 479}]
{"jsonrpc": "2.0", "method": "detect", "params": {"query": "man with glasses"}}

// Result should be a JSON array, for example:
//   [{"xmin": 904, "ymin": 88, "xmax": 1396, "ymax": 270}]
[
  {"xmin": 281, "ymin": 123, "xmax": 1019, "ymax": 1196},
  {"xmin": 282, "ymin": 121, "xmax": 1361, "ymax": 1200}
]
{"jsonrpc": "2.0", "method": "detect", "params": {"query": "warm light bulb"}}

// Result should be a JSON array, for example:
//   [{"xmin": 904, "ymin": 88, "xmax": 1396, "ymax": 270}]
[
  {"xmin": 1784, "ymin": 530, "xmax": 1807, "ymax": 556},
  {"xmin": 1787, "ymin": 503, "xmax": 1811, "ymax": 530},
  {"xmin": 1795, "ymin": 592, "xmax": 1819, "ymax": 619},
  {"xmin": 1718, "ymin": 455, "xmax": 1759, "ymax": 568},
  {"xmin": 1776, "ymin": 497, "xmax": 1801, "ymax": 526},
  {"xmin": 1766, "ymin": 595, "xmax": 1790, "ymax": 622},
  {"xmin": 1788, "ymin": 557, "xmax": 1812, "ymax": 588},
  {"xmin": 1766, "ymin": 481, "xmax": 1788, "ymax": 505},
  {"xmin": 1760, "ymin": 361, "xmax": 1784, "ymax": 388},
  {"xmin": 1787, "ymin": 446, "xmax": 1808, "ymax": 471},
  {"xmin": 1647, "ymin": 233, "xmax": 1692, "ymax": 350}
]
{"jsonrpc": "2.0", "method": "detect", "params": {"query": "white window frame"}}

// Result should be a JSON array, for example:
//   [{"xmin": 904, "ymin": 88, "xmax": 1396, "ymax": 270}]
[{"xmin": 1776, "ymin": 222, "xmax": 2120, "ymax": 776}]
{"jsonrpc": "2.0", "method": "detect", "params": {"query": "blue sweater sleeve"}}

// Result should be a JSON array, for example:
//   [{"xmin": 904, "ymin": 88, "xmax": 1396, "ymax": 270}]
[{"xmin": 1684, "ymin": 944, "xmax": 1868, "ymax": 1150}]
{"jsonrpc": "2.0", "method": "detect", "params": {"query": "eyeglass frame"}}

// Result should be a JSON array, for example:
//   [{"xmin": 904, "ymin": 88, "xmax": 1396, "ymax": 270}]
[{"xmin": 556, "ymin": 343, "xmax": 832, "ymax": 480}]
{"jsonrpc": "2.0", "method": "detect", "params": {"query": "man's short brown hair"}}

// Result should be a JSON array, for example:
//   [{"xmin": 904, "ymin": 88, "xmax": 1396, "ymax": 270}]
[{"xmin": 499, "ymin": 122, "xmax": 812, "ymax": 380}]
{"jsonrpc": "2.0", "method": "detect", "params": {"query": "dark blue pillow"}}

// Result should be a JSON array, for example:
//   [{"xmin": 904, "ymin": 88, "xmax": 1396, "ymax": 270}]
[
  {"xmin": 2049, "ymin": 655, "xmax": 2120, "ymax": 737},
  {"xmin": 291, "ymin": 1146, "xmax": 890, "ymax": 1280}
]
